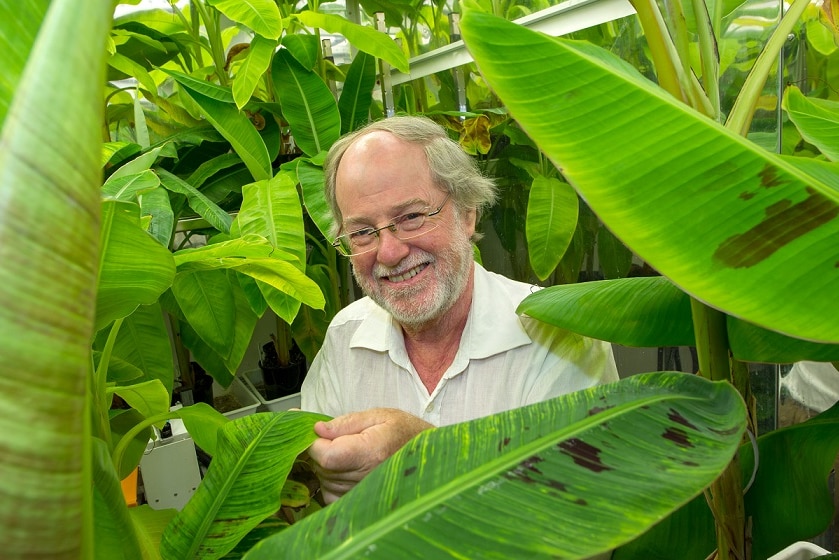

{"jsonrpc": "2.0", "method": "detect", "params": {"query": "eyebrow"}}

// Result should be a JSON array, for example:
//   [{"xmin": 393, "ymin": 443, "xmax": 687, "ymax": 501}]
[{"xmin": 343, "ymin": 197, "xmax": 431, "ymax": 227}]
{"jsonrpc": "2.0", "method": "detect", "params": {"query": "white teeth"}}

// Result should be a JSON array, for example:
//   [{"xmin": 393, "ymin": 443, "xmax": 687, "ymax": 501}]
[{"xmin": 387, "ymin": 263, "xmax": 427, "ymax": 283}]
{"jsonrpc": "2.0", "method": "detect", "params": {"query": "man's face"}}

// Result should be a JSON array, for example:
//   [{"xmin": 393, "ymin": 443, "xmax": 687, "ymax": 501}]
[{"xmin": 335, "ymin": 131, "xmax": 476, "ymax": 328}]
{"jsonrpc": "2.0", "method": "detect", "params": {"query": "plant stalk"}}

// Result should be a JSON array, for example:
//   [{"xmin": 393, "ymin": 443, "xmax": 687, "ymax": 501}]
[{"xmin": 691, "ymin": 298, "xmax": 747, "ymax": 560}]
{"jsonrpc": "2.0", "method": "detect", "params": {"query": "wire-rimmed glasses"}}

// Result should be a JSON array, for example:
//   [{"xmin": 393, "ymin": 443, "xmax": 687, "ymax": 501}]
[{"xmin": 331, "ymin": 194, "xmax": 451, "ymax": 256}]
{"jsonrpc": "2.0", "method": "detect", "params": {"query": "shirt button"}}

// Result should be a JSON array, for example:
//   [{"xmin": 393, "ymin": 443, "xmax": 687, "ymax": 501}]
[{"xmin": 425, "ymin": 403, "xmax": 434, "ymax": 413}]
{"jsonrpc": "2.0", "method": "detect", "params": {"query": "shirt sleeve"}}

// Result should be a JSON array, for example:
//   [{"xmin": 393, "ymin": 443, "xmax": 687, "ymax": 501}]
[
  {"xmin": 299, "ymin": 333, "xmax": 343, "ymax": 419},
  {"xmin": 521, "ymin": 319, "xmax": 620, "ymax": 406}
]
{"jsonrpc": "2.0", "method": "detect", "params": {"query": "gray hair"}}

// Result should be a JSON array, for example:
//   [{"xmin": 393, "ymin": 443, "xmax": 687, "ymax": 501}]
[{"xmin": 323, "ymin": 115, "xmax": 498, "ymax": 239}]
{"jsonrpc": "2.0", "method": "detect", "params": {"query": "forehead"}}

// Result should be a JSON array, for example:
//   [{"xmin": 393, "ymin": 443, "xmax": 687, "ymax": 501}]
[{"xmin": 336, "ymin": 132, "xmax": 444, "ymax": 223}]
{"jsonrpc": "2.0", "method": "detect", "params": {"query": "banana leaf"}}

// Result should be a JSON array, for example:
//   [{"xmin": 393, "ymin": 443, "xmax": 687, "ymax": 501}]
[
  {"xmin": 615, "ymin": 400, "xmax": 839, "ymax": 559},
  {"xmin": 518, "ymin": 276, "xmax": 696, "ymax": 347},
  {"xmin": 97, "ymin": 199, "xmax": 176, "ymax": 332},
  {"xmin": 0, "ymin": 0, "xmax": 49, "ymax": 127},
  {"xmin": 526, "ymin": 175, "xmax": 579, "ymax": 281},
  {"xmin": 0, "ymin": 0, "xmax": 112, "ymax": 556},
  {"xmin": 232, "ymin": 36, "xmax": 278, "ymax": 109},
  {"xmin": 245, "ymin": 372, "xmax": 746, "ymax": 559},
  {"xmin": 271, "ymin": 48, "xmax": 341, "ymax": 157},
  {"xmin": 159, "ymin": 410, "xmax": 328, "ymax": 560},
  {"xmin": 206, "ymin": 0, "xmax": 283, "ymax": 40},
  {"xmin": 782, "ymin": 85, "xmax": 839, "ymax": 162},
  {"xmin": 459, "ymin": 10, "xmax": 839, "ymax": 344},
  {"xmin": 338, "ymin": 51, "xmax": 377, "ymax": 135}
]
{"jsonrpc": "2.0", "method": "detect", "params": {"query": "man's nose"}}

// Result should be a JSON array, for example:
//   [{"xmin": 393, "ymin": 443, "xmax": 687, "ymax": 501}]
[{"xmin": 375, "ymin": 227, "xmax": 410, "ymax": 265}]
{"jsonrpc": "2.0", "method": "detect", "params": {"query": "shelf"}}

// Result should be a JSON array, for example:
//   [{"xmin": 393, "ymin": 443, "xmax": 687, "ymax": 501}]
[{"xmin": 389, "ymin": 0, "xmax": 636, "ymax": 86}]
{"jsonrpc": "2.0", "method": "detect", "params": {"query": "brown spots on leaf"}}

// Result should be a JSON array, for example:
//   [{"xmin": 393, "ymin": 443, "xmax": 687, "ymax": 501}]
[
  {"xmin": 759, "ymin": 164, "xmax": 785, "ymax": 188},
  {"xmin": 547, "ymin": 480, "xmax": 568, "ymax": 493},
  {"xmin": 559, "ymin": 438, "xmax": 612, "ymax": 473},
  {"xmin": 663, "ymin": 427, "xmax": 693, "ymax": 448},
  {"xmin": 668, "ymin": 408, "xmax": 698, "ymax": 430},
  {"xmin": 588, "ymin": 405, "xmax": 614, "ymax": 416},
  {"xmin": 575, "ymin": 498, "xmax": 588, "ymax": 506},
  {"xmin": 326, "ymin": 515, "xmax": 337, "ymax": 535},
  {"xmin": 739, "ymin": 191, "xmax": 755, "ymax": 201},
  {"xmin": 498, "ymin": 437, "xmax": 512, "ymax": 452},
  {"xmin": 506, "ymin": 455, "xmax": 545, "ymax": 484},
  {"xmin": 714, "ymin": 187, "xmax": 839, "ymax": 268},
  {"xmin": 709, "ymin": 425, "xmax": 742, "ymax": 436},
  {"xmin": 403, "ymin": 466, "xmax": 417, "ymax": 477}
]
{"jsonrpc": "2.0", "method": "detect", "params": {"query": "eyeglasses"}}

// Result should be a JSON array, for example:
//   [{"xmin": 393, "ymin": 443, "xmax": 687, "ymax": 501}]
[{"xmin": 331, "ymin": 194, "xmax": 451, "ymax": 256}]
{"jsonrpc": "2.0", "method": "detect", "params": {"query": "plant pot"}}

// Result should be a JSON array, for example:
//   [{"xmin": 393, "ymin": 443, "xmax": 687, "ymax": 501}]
[
  {"xmin": 768, "ymin": 542, "xmax": 832, "ymax": 560},
  {"xmin": 210, "ymin": 377, "xmax": 260, "ymax": 419},
  {"xmin": 258, "ymin": 359, "xmax": 305, "ymax": 400},
  {"xmin": 241, "ymin": 369, "xmax": 302, "ymax": 412}
]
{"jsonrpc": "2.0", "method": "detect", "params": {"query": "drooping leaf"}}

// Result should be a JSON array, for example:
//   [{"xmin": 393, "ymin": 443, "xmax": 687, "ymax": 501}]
[
  {"xmin": 235, "ymin": 172, "xmax": 307, "ymax": 269},
  {"xmin": 271, "ymin": 48, "xmax": 341, "ymax": 157},
  {"xmin": 728, "ymin": 316, "xmax": 839, "ymax": 363},
  {"xmin": 92, "ymin": 438, "xmax": 144, "ymax": 560},
  {"xmin": 112, "ymin": 379, "xmax": 171, "ymax": 428},
  {"xmin": 338, "ymin": 51, "xmax": 377, "ymax": 134},
  {"xmin": 158, "ymin": 167, "xmax": 233, "ymax": 233},
  {"xmin": 206, "ymin": 0, "xmax": 283, "ymax": 39},
  {"xmin": 172, "ymin": 268, "xmax": 236, "ymax": 357},
  {"xmin": 518, "ymin": 276, "xmax": 695, "ymax": 347},
  {"xmin": 169, "ymin": 71, "xmax": 272, "ymax": 181},
  {"xmin": 782, "ymin": 85, "xmax": 839, "ymax": 162},
  {"xmin": 293, "ymin": 11, "xmax": 409, "ymax": 74},
  {"xmin": 460, "ymin": 10, "xmax": 839, "ymax": 344},
  {"xmin": 295, "ymin": 156, "xmax": 333, "ymax": 243},
  {"xmin": 98, "ymin": 302, "xmax": 174, "ymax": 395},
  {"xmin": 246, "ymin": 372, "xmax": 746, "ymax": 559},
  {"xmin": 97, "ymin": 200, "xmax": 176, "ymax": 332},
  {"xmin": 159, "ymin": 411, "xmax": 328, "ymax": 560},
  {"xmin": 233, "ymin": 35, "xmax": 278, "ymax": 109},
  {"xmin": 176, "ymin": 402, "xmax": 230, "ymax": 457},
  {"xmin": 597, "ymin": 224, "xmax": 634, "ymax": 280},
  {"xmin": 526, "ymin": 175, "xmax": 578, "ymax": 281}
]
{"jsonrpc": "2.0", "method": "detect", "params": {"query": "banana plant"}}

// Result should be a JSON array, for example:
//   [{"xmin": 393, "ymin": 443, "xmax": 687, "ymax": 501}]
[{"xmin": 458, "ymin": 3, "xmax": 839, "ymax": 559}]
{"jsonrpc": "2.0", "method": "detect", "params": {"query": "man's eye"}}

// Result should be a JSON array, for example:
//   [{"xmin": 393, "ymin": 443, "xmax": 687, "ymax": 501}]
[
  {"xmin": 349, "ymin": 228, "xmax": 375, "ymax": 239},
  {"xmin": 397, "ymin": 212, "xmax": 425, "ymax": 226}
]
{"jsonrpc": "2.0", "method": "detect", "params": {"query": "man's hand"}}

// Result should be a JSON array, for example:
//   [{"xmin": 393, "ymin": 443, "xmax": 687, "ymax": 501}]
[{"xmin": 307, "ymin": 408, "xmax": 433, "ymax": 504}]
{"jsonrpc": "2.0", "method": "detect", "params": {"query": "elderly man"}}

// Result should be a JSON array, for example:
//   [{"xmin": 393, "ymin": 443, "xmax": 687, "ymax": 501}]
[{"xmin": 301, "ymin": 115, "xmax": 618, "ymax": 504}]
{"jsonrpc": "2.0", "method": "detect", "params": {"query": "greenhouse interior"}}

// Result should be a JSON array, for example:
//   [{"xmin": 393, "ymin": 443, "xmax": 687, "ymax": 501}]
[{"xmin": 2, "ymin": 0, "xmax": 839, "ymax": 558}]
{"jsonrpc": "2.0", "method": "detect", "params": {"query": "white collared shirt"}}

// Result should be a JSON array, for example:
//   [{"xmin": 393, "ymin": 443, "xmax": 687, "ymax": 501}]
[{"xmin": 301, "ymin": 264, "xmax": 618, "ymax": 426}]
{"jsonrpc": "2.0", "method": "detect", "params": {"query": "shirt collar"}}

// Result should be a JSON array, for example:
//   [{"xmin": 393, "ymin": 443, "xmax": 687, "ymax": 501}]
[{"xmin": 349, "ymin": 263, "xmax": 532, "ymax": 359}]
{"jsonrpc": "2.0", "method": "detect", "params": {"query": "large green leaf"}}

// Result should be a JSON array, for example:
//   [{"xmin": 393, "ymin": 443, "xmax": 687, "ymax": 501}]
[
  {"xmin": 97, "ymin": 200, "xmax": 176, "ymax": 333},
  {"xmin": 294, "ymin": 11, "xmax": 409, "ymax": 74},
  {"xmin": 92, "ymin": 438, "xmax": 144, "ymax": 560},
  {"xmin": 338, "ymin": 50, "xmax": 377, "ymax": 134},
  {"xmin": 295, "ymin": 156, "xmax": 333, "ymax": 242},
  {"xmin": 98, "ymin": 302, "xmax": 175, "ymax": 394},
  {"xmin": 518, "ymin": 276, "xmax": 695, "ymax": 347},
  {"xmin": 728, "ymin": 316, "xmax": 839, "ymax": 363},
  {"xmin": 526, "ymin": 175, "xmax": 578, "ymax": 281},
  {"xmin": 0, "ymin": 0, "xmax": 112, "ymax": 556},
  {"xmin": 173, "ymin": 268, "xmax": 236, "ymax": 357},
  {"xmin": 169, "ymin": 72, "xmax": 272, "ymax": 182},
  {"xmin": 0, "ymin": 0, "xmax": 49, "ymax": 127},
  {"xmin": 460, "ymin": 11, "xmax": 839, "ymax": 344},
  {"xmin": 782, "ymin": 85, "xmax": 839, "ymax": 162},
  {"xmin": 160, "ymin": 411, "xmax": 328, "ymax": 560},
  {"xmin": 246, "ymin": 373, "xmax": 746, "ymax": 559},
  {"xmin": 158, "ymin": 168, "xmax": 233, "ymax": 233},
  {"xmin": 235, "ymin": 172, "xmax": 307, "ymax": 269},
  {"xmin": 271, "ymin": 48, "xmax": 341, "ymax": 157},
  {"xmin": 233, "ymin": 35, "xmax": 278, "ymax": 109},
  {"xmin": 206, "ymin": 0, "xmax": 283, "ymax": 39},
  {"xmin": 616, "ymin": 401, "xmax": 839, "ymax": 559}
]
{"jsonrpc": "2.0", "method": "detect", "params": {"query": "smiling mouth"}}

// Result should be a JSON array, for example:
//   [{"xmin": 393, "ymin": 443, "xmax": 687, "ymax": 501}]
[{"xmin": 384, "ymin": 263, "xmax": 429, "ymax": 283}]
